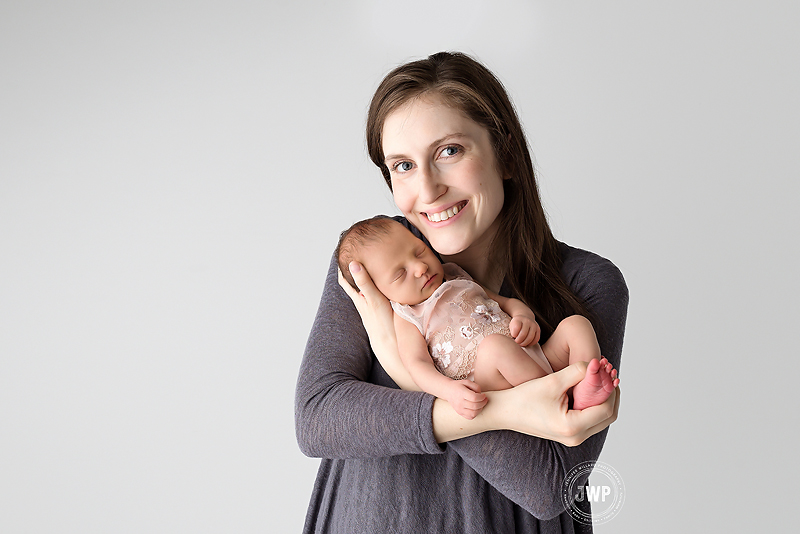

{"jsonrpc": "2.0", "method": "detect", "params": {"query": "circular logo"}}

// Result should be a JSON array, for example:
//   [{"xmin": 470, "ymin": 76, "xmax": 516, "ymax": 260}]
[{"xmin": 561, "ymin": 460, "xmax": 625, "ymax": 525}]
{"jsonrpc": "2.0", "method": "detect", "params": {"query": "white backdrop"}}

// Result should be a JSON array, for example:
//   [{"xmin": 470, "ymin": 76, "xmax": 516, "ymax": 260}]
[{"xmin": 2, "ymin": 1, "xmax": 798, "ymax": 532}]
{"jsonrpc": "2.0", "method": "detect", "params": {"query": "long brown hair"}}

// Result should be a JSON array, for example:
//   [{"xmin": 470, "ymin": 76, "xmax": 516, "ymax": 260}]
[{"xmin": 366, "ymin": 51, "xmax": 590, "ymax": 338}]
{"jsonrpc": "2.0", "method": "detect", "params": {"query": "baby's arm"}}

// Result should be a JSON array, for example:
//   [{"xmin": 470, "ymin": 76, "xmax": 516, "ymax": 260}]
[
  {"xmin": 486, "ymin": 289, "xmax": 540, "ymax": 347},
  {"xmin": 394, "ymin": 313, "xmax": 487, "ymax": 419}
]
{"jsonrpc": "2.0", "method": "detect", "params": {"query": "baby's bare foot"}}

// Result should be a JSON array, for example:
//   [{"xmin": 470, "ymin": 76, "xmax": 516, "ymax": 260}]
[{"xmin": 571, "ymin": 358, "xmax": 619, "ymax": 410}]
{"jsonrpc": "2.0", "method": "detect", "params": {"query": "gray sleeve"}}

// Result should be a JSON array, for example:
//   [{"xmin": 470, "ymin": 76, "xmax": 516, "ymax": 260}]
[
  {"xmin": 294, "ymin": 252, "xmax": 444, "ymax": 459},
  {"xmin": 445, "ymin": 249, "xmax": 629, "ymax": 519}
]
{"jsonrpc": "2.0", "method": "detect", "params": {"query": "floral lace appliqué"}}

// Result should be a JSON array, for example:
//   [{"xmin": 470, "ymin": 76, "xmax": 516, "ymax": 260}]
[
  {"xmin": 431, "ymin": 341, "xmax": 453, "ymax": 368},
  {"xmin": 471, "ymin": 304, "xmax": 502, "ymax": 325},
  {"xmin": 459, "ymin": 325, "xmax": 474, "ymax": 339}
]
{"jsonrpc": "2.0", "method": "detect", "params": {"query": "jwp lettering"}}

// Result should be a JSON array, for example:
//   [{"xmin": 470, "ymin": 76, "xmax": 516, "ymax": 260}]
[{"xmin": 575, "ymin": 485, "xmax": 612, "ymax": 502}]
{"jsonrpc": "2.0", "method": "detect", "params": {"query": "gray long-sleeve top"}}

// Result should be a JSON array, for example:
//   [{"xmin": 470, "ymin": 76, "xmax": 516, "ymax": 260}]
[{"xmin": 295, "ymin": 219, "xmax": 628, "ymax": 533}]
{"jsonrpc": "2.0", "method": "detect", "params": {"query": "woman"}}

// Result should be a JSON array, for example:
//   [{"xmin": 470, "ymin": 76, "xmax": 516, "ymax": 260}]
[{"xmin": 295, "ymin": 52, "xmax": 628, "ymax": 533}]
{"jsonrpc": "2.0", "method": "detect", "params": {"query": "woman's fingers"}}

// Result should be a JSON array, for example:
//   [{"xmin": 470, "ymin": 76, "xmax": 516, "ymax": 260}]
[
  {"xmin": 347, "ymin": 261, "xmax": 388, "ymax": 305},
  {"xmin": 337, "ymin": 267, "xmax": 360, "ymax": 300},
  {"xmin": 338, "ymin": 262, "xmax": 393, "ymax": 322},
  {"xmin": 552, "ymin": 360, "xmax": 589, "ymax": 390},
  {"xmin": 563, "ymin": 387, "xmax": 620, "ymax": 446}
]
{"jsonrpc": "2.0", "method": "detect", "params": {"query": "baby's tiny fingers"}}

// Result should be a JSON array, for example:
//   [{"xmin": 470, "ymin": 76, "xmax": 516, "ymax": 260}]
[
  {"xmin": 520, "ymin": 329, "xmax": 535, "ymax": 346},
  {"xmin": 459, "ymin": 380, "xmax": 483, "ymax": 394},
  {"xmin": 515, "ymin": 325, "xmax": 529, "ymax": 343}
]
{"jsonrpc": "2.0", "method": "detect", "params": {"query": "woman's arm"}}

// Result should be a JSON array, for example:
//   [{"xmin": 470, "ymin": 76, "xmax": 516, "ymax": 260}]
[
  {"xmin": 431, "ymin": 362, "xmax": 618, "ymax": 443},
  {"xmin": 294, "ymin": 253, "xmax": 442, "ymax": 459}
]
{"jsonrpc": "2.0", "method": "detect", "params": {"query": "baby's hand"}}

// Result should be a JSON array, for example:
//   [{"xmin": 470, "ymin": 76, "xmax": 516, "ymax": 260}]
[
  {"xmin": 446, "ymin": 380, "xmax": 487, "ymax": 420},
  {"xmin": 509, "ymin": 315, "xmax": 540, "ymax": 346}
]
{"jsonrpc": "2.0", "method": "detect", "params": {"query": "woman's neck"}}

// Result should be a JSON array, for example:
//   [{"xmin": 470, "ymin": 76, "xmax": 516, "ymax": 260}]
[
  {"xmin": 442, "ymin": 237, "xmax": 503, "ymax": 292},
  {"xmin": 438, "ymin": 217, "xmax": 505, "ymax": 291},
  {"xmin": 446, "ymin": 253, "xmax": 501, "ymax": 292}
]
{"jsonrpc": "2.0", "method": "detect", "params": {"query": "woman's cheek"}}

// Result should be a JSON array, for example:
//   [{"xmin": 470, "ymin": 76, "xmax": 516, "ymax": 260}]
[{"xmin": 392, "ymin": 185, "xmax": 414, "ymax": 217}]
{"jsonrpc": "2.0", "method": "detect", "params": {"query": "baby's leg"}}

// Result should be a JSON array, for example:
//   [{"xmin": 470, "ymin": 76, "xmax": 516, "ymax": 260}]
[
  {"xmin": 472, "ymin": 334, "xmax": 549, "ymax": 392},
  {"xmin": 541, "ymin": 315, "xmax": 619, "ymax": 410},
  {"xmin": 541, "ymin": 315, "xmax": 601, "ymax": 371}
]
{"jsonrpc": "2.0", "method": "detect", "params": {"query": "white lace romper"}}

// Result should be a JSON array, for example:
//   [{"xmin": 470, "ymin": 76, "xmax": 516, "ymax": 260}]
[{"xmin": 391, "ymin": 263, "xmax": 553, "ymax": 381}]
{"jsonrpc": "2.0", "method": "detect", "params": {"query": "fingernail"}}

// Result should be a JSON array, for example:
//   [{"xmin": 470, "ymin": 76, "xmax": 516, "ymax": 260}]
[{"xmin": 349, "ymin": 262, "xmax": 361, "ymax": 274}]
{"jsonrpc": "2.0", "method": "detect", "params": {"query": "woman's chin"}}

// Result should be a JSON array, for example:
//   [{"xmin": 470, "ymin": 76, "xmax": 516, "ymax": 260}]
[
  {"xmin": 412, "ymin": 219, "xmax": 469, "ymax": 255},
  {"xmin": 427, "ymin": 240, "xmax": 467, "ymax": 257}
]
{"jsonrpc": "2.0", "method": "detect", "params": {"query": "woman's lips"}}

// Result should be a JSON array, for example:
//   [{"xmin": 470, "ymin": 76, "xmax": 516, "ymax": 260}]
[{"xmin": 422, "ymin": 201, "xmax": 467, "ymax": 224}]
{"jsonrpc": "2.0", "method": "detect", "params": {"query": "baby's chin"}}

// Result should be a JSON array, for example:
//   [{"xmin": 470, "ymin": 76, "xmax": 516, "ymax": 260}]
[
  {"xmin": 429, "ymin": 279, "xmax": 444, "ymax": 293},
  {"xmin": 380, "ymin": 290, "xmax": 412, "ymax": 306},
  {"xmin": 392, "ymin": 293, "xmax": 427, "ymax": 307}
]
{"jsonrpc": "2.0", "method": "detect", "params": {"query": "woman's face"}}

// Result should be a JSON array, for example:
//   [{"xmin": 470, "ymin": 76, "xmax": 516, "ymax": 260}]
[{"xmin": 382, "ymin": 96, "xmax": 505, "ymax": 258}]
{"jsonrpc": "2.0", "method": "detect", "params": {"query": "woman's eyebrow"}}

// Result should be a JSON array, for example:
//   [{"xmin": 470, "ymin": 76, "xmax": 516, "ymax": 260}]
[{"xmin": 384, "ymin": 133, "xmax": 467, "ymax": 163}]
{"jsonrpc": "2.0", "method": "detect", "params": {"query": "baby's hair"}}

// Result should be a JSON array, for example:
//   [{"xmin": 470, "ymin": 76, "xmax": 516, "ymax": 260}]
[{"xmin": 336, "ymin": 216, "xmax": 398, "ymax": 291}]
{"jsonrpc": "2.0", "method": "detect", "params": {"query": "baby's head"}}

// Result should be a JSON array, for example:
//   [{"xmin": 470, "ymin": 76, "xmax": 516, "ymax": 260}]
[{"xmin": 336, "ymin": 217, "xmax": 445, "ymax": 306}]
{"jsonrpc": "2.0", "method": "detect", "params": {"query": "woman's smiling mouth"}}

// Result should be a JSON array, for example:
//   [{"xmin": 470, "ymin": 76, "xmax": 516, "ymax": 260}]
[{"xmin": 424, "ymin": 201, "xmax": 467, "ymax": 223}]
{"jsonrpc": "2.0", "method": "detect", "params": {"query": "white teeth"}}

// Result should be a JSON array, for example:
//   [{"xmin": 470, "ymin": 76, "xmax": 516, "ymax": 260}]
[{"xmin": 426, "ymin": 203, "xmax": 463, "ymax": 223}]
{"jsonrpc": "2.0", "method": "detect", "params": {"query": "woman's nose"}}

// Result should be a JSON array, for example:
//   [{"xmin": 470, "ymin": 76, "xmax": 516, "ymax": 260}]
[{"xmin": 417, "ymin": 165, "xmax": 446, "ymax": 204}]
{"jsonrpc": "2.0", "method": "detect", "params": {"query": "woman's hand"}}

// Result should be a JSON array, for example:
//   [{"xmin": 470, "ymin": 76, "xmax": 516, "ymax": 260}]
[
  {"xmin": 493, "ymin": 361, "xmax": 619, "ymax": 446},
  {"xmin": 432, "ymin": 360, "xmax": 619, "ymax": 445},
  {"xmin": 337, "ymin": 262, "xmax": 418, "ymax": 391},
  {"xmin": 338, "ymin": 262, "xmax": 395, "ymax": 347}
]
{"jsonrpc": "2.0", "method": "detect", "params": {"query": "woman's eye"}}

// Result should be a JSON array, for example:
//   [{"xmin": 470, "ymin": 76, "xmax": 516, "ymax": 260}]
[
  {"xmin": 392, "ymin": 161, "xmax": 413, "ymax": 173},
  {"xmin": 440, "ymin": 145, "xmax": 460, "ymax": 158}
]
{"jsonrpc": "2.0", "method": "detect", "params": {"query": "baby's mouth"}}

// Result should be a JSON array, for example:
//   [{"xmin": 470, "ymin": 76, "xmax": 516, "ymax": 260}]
[
  {"xmin": 424, "ymin": 201, "xmax": 467, "ymax": 223},
  {"xmin": 423, "ymin": 273, "xmax": 438, "ymax": 289}
]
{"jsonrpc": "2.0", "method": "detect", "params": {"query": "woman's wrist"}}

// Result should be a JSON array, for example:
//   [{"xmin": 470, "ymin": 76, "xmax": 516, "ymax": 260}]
[
  {"xmin": 480, "ymin": 389, "xmax": 511, "ymax": 432},
  {"xmin": 431, "ymin": 391, "xmax": 503, "ymax": 443}
]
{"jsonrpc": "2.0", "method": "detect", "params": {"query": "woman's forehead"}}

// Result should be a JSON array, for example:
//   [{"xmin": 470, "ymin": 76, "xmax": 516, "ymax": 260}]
[{"xmin": 382, "ymin": 97, "xmax": 481, "ymax": 151}]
